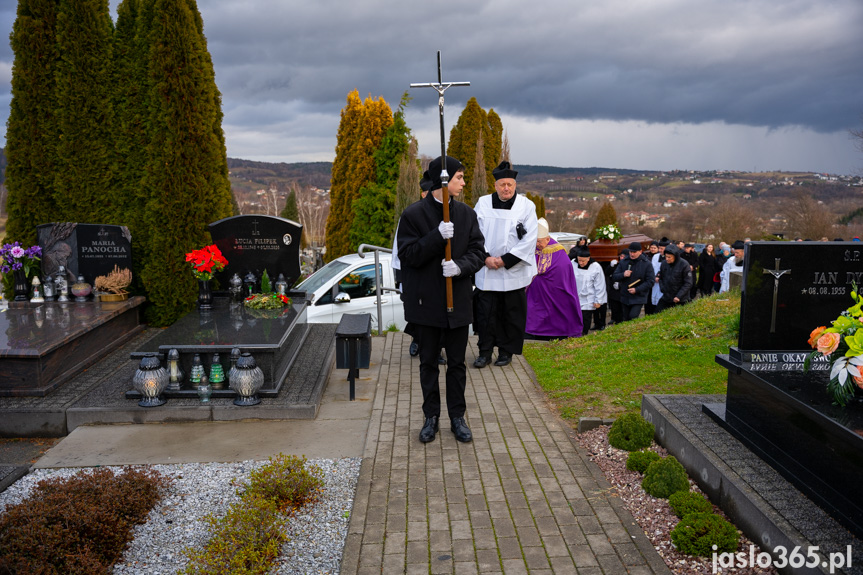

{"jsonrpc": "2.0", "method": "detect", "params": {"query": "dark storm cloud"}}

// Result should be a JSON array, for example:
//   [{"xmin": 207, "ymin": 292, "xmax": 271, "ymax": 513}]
[
  {"xmin": 196, "ymin": 0, "xmax": 862, "ymax": 133},
  {"xmin": 1, "ymin": 0, "xmax": 861, "ymax": 171}
]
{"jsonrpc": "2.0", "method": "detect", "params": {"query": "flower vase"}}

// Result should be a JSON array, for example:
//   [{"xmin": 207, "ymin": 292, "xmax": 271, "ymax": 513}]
[
  {"xmin": 198, "ymin": 279, "xmax": 213, "ymax": 310},
  {"xmin": 13, "ymin": 269, "xmax": 29, "ymax": 302}
]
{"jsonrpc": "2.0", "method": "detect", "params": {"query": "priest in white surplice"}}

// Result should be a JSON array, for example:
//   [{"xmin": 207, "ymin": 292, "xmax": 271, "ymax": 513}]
[{"xmin": 472, "ymin": 161, "xmax": 538, "ymax": 368}]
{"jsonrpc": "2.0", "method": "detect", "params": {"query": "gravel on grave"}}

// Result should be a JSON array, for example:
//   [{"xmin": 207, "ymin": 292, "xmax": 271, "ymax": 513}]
[
  {"xmin": 575, "ymin": 427, "xmax": 777, "ymax": 575},
  {"xmin": 0, "ymin": 457, "xmax": 361, "ymax": 575}
]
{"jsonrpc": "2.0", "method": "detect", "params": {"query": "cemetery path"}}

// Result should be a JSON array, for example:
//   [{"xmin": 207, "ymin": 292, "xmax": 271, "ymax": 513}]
[{"xmin": 341, "ymin": 332, "xmax": 671, "ymax": 574}]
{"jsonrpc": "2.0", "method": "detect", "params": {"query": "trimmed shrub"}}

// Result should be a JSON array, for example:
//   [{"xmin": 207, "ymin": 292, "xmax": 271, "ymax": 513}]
[
  {"xmin": 607, "ymin": 413, "xmax": 655, "ymax": 451},
  {"xmin": 243, "ymin": 454, "xmax": 324, "ymax": 512},
  {"xmin": 0, "ymin": 467, "xmax": 170, "ymax": 574},
  {"xmin": 181, "ymin": 496, "xmax": 286, "ymax": 575},
  {"xmin": 669, "ymin": 491, "xmax": 713, "ymax": 518},
  {"xmin": 626, "ymin": 449, "xmax": 662, "ymax": 473},
  {"xmin": 642, "ymin": 456, "xmax": 690, "ymax": 498},
  {"xmin": 670, "ymin": 511, "xmax": 739, "ymax": 556},
  {"xmin": 182, "ymin": 454, "xmax": 324, "ymax": 574}
]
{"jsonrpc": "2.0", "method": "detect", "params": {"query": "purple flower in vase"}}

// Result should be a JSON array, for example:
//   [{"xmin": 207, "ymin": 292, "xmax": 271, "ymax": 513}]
[{"xmin": 10, "ymin": 246, "xmax": 25, "ymax": 259}]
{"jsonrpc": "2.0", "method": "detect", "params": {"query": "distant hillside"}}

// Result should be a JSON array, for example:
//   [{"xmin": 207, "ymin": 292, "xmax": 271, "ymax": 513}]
[
  {"xmin": 227, "ymin": 158, "xmax": 331, "ymax": 190},
  {"xmin": 516, "ymin": 164, "xmax": 652, "ymax": 181}
]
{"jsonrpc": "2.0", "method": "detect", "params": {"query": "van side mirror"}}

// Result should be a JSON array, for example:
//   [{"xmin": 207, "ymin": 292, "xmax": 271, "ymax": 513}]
[{"xmin": 334, "ymin": 292, "xmax": 351, "ymax": 304}]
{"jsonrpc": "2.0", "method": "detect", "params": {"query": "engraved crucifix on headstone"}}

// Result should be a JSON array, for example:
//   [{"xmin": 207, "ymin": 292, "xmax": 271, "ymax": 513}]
[
  {"xmin": 763, "ymin": 258, "xmax": 791, "ymax": 333},
  {"xmin": 409, "ymin": 51, "xmax": 470, "ymax": 312}
]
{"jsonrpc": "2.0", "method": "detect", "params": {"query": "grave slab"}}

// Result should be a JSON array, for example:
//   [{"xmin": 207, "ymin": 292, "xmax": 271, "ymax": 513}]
[
  {"xmin": 37, "ymin": 222, "xmax": 133, "ymax": 286},
  {"xmin": 0, "ymin": 297, "xmax": 145, "ymax": 397}
]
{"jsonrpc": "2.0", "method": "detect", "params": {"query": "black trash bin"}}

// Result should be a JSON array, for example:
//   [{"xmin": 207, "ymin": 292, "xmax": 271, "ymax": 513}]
[{"xmin": 335, "ymin": 313, "xmax": 371, "ymax": 400}]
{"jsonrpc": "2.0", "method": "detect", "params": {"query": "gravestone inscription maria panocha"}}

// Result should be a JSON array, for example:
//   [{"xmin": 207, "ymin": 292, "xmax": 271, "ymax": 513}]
[
  {"xmin": 706, "ymin": 241, "xmax": 863, "ymax": 540},
  {"xmin": 37, "ymin": 223, "xmax": 132, "ymax": 287}
]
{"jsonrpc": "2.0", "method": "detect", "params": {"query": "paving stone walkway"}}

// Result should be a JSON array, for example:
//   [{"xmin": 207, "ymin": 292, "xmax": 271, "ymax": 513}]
[{"xmin": 341, "ymin": 332, "xmax": 671, "ymax": 575}]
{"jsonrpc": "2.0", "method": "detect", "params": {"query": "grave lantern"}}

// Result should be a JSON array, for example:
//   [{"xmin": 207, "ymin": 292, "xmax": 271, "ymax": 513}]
[
  {"xmin": 132, "ymin": 353, "xmax": 168, "ymax": 407},
  {"xmin": 275, "ymin": 273, "xmax": 288, "ymax": 295},
  {"xmin": 229, "ymin": 352, "xmax": 264, "ymax": 406},
  {"xmin": 209, "ymin": 352, "xmax": 225, "ymax": 389},
  {"xmin": 166, "ymin": 348, "xmax": 184, "ymax": 391}
]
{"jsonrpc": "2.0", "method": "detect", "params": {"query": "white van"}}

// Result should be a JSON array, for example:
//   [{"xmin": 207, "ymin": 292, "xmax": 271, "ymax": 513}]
[{"xmin": 296, "ymin": 252, "xmax": 406, "ymax": 331}]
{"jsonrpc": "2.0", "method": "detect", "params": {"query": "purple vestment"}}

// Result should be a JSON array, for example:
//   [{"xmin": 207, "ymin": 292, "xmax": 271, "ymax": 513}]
[{"xmin": 525, "ymin": 238, "xmax": 583, "ymax": 338}]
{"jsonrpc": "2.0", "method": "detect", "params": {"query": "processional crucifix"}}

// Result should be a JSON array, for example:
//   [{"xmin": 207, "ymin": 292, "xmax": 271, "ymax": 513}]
[
  {"xmin": 410, "ymin": 52, "xmax": 470, "ymax": 312},
  {"xmin": 763, "ymin": 258, "xmax": 791, "ymax": 333}
]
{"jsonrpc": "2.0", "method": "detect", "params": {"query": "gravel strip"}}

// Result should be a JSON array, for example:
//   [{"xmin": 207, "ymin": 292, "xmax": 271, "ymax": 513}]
[
  {"xmin": 575, "ymin": 426, "xmax": 777, "ymax": 575},
  {"xmin": 0, "ymin": 458, "xmax": 361, "ymax": 574}
]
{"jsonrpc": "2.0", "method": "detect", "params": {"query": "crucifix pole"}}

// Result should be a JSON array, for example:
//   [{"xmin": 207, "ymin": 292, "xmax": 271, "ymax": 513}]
[{"xmin": 410, "ymin": 51, "xmax": 470, "ymax": 312}]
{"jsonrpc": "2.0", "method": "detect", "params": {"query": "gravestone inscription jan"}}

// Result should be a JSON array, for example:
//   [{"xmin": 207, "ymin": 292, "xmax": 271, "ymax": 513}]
[
  {"xmin": 738, "ymin": 240, "xmax": 863, "ymax": 352},
  {"xmin": 209, "ymin": 215, "xmax": 302, "ymax": 288},
  {"xmin": 37, "ymin": 223, "xmax": 133, "ymax": 285}
]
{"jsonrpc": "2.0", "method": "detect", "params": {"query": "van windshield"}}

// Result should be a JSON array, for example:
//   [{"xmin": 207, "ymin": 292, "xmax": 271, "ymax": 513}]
[{"xmin": 296, "ymin": 260, "xmax": 350, "ymax": 294}]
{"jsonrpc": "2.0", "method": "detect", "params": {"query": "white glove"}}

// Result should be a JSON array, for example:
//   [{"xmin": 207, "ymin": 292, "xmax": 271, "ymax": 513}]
[
  {"xmin": 612, "ymin": 282, "xmax": 619, "ymax": 290},
  {"xmin": 609, "ymin": 259, "xmax": 618, "ymax": 267},
  {"xmin": 442, "ymin": 259, "xmax": 460, "ymax": 277},
  {"xmin": 438, "ymin": 221, "xmax": 454, "ymax": 239}
]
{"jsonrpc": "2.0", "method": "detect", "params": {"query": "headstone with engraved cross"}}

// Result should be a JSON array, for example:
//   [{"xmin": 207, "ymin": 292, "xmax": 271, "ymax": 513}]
[
  {"xmin": 705, "ymin": 241, "xmax": 863, "ymax": 540},
  {"xmin": 208, "ymin": 215, "xmax": 302, "ymax": 289}
]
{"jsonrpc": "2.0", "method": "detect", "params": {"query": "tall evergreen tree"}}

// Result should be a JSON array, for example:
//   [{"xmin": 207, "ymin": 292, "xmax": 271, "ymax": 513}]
[
  {"xmin": 349, "ymin": 93, "xmax": 410, "ymax": 250},
  {"xmin": 525, "ymin": 192, "xmax": 545, "ymax": 219},
  {"xmin": 325, "ymin": 90, "xmax": 364, "ymax": 262},
  {"xmin": 138, "ymin": 0, "xmax": 233, "ymax": 326},
  {"xmin": 394, "ymin": 138, "xmax": 420, "ymax": 225},
  {"xmin": 280, "ymin": 189, "xmax": 299, "ymax": 222},
  {"xmin": 472, "ymin": 128, "xmax": 488, "ymax": 201},
  {"xmin": 447, "ymin": 98, "xmax": 503, "ymax": 205},
  {"xmin": 326, "ymin": 91, "xmax": 393, "ymax": 260},
  {"xmin": 54, "ymin": 0, "xmax": 116, "ymax": 224},
  {"xmin": 4, "ymin": 0, "xmax": 62, "ymax": 246},
  {"xmin": 589, "ymin": 201, "xmax": 619, "ymax": 239}
]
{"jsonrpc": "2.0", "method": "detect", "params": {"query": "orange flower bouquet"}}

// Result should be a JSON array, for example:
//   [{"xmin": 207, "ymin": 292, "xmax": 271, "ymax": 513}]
[{"xmin": 806, "ymin": 284, "xmax": 863, "ymax": 406}]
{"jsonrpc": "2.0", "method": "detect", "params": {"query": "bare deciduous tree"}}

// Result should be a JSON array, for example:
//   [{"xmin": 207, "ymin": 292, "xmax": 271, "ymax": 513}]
[
  {"xmin": 782, "ymin": 190, "xmax": 836, "ymax": 240},
  {"xmin": 295, "ymin": 183, "xmax": 329, "ymax": 247},
  {"xmin": 707, "ymin": 197, "xmax": 762, "ymax": 243},
  {"xmin": 500, "ymin": 129, "xmax": 510, "ymax": 164}
]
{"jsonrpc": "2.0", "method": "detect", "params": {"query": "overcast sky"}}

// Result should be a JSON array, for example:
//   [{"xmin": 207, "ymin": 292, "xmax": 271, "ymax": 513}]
[{"xmin": 1, "ymin": 0, "xmax": 862, "ymax": 174}]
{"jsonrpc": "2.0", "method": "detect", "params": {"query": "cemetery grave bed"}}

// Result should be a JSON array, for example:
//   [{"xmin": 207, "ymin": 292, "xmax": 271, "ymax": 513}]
[
  {"xmin": 0, "ymin": 457, "xmax": 361, "ymax": 574},
  {"xmin": 0, "ymin": 322, "xmax": 338, "ymax": 437},
  {"xmin": 642, "ymin": 394, "xmax": 862, "ymax": 575},
  {"xmin": 576, "ymin": 423, "xmax": 778, "ymax": 575}
]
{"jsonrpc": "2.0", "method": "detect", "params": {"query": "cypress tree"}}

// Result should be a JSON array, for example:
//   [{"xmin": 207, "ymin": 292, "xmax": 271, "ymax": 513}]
[
  {"xmin": 349, "ymin": 93, "xmax": 410, "ymax": 250},
  {"xmin": 589, "ymin": 202, "xmax": 619, "ymax": 239},
  {"xmin": 472, "ymin": 128, "xmax": 488, "ymax": 201},
  {"xmin": 5, "ymin": 0, "xmax": 62, "ymax": 246},
  {"xmin": 487, "ymin": 108, "xmax": 503, "ymax": 171},
  {"xmin": 54, "ymin": 0, "xmax": 116, "ymax": 224},
  {"xmin": 138, "ymin": 0, "xmax": 233, "ymax": 326},
  {"xmin": 525, "ymin": 192, "xmax": 545, "ymax": 219},
  {"xmin": 325, "ymin": 90, "xmax": 364, "ymax": 262},
  {"xmin": 280, "ymin": 189, "xmax": 299, "ymax": 222},
  {"xmin": 326, "ymin": 92, "xmax": 393, "ymax": 260},
  {"xmin": 447, "ymin": 98, "xmax": 501, "ymax": 205},
  {"xmin": 394, "ymin": 138, "xmax": 420, "ymax": 225}
]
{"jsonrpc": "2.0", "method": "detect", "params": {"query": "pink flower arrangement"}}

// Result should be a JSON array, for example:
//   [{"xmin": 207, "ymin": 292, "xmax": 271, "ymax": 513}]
[{"xmin": 806, "ymin": 286, "xmax": 863, "ymax": 406}]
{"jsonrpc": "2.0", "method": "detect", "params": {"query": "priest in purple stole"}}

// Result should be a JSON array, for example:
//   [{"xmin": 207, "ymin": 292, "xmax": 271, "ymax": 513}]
[{"xmin": 525, "ymin": 218, "xmax": 584, "ymax": 339}]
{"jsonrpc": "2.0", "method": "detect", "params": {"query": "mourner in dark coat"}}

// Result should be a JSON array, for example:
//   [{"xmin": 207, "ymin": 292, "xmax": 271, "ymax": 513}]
[
  {"xmin": 611, "ymin": 242, "xmax": 654, "ymax": 321},
  {"xmin": 656, "ymin": 244, "xmax": 693, "ymax": 312},
  {"xmin": 697, "ymin": 243, "xmax": 721, "ymax": 295},
  {"xmin": 397, "ymin": 155, "xmax": 486, "ymax": 444}
]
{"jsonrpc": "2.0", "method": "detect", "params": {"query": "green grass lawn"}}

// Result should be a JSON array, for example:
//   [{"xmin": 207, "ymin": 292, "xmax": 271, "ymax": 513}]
[{"xmin": 522, "ymin": 292, "xmax": 740, "ymax": 423}]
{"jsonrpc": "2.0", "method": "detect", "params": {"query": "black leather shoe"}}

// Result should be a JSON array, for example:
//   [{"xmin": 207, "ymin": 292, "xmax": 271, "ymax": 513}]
[
  {"xmin": 409, "ymin": 340, "xmax": 419, "ymax": 356},
  {"xmin": 419, "ymin": 416, "xmax": 439, "ymax": 443},
  {"xmin": 438, "ymin": 354, "xmax": 446, "ymax": 364},
  {"xmin": 450, "ymin": 417, "xmax": 473, "ymax": 443},
  {"xmin": 473, "ymin": 355, "xmax": 491, "ymax": 368},
  {"xmin": 494, "ymin": 354, "xmax": 512, "ymax": 367}
]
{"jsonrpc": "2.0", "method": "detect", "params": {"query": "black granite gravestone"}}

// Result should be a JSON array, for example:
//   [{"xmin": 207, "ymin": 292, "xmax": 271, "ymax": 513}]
[
  {"xmin": 209, "ymin": 215, "xmax": 302, "ymax": 289},
  {"xmin": 738, "ymin": 241, "xmax": 863, "ymax": 352},
  {"xmin": 706, "ymin": 241, "xmax": 863, "ymax": 540},
  {"xmin": 37, "ymin": 223, "xmax": 133, "ymax": 285}
]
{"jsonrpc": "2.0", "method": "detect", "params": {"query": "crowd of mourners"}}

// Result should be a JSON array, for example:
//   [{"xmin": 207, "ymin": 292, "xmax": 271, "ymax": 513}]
[{"xmin": 563, "ymin": 237, "xmax": 745, "ymax": 335}]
